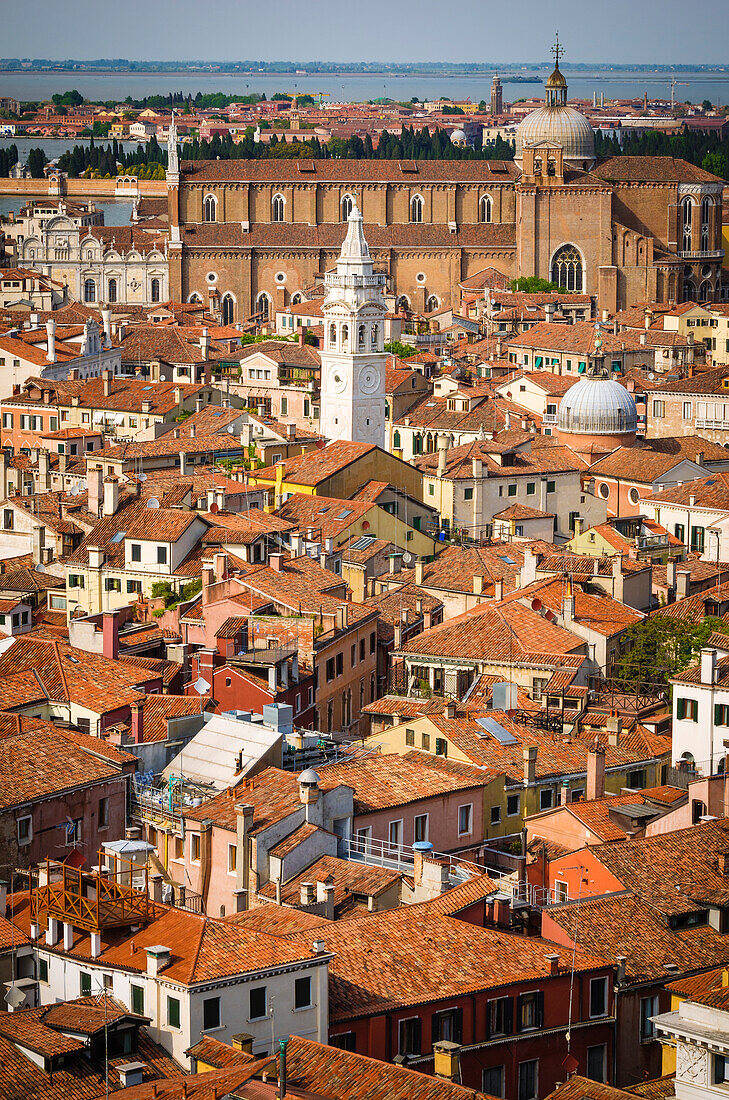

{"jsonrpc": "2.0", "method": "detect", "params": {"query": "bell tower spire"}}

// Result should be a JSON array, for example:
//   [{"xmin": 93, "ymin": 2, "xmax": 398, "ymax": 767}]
[
  {"xmin": 319, "ymin": 204, "xmax": 387, "ymax": 447},
  {"xmin": 166, "ymin": 109, "xmax": 179, "ymax": 181}
]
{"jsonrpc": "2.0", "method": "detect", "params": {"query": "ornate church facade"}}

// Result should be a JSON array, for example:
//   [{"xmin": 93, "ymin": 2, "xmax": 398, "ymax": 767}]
[{"xmin": 168, "ymin": 51, "xmax": 724, "ymax": 320}]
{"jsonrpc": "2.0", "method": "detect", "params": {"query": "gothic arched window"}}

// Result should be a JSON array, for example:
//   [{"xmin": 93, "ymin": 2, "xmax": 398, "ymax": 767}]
[
  {"xmin": 272, "ymin": 193, "xmax": 285, "ymax": 223},
  {"xmin": 341, "ymin": 194, "xmax": 354, "ymax": 221},
  {"xmin": 699, "ymin": 279, "xmax": 712, "ymax": 303},
  {"xmin": 150, "ymin": 278, "xmax": 160, "ymax": 303},
  {"xmin": 426, "ymin": 294, "xmax": 439, "ymax": 313},
  {"xmin": 396, "ymin": 295, "xmax": 410, "ymax": 314},
  {"xmin": 701, "ymin": 197, "xmax": 712, "ymax": 250},
  {"xmin": 479, "ymin": 195, "xmax": 492, "ymax": 223},
  {"xmin": 551, "ymin": 245, "xmax": 583, "ymax": 292},
  {"xmin": 682, "ymin": 197, "xmax": 693, "ymax": 251},
  {"xmin": 410, "ymin": 194, "xmax": 424, "ymax": 223},
  {"xmin": 256, "ymin": 293, "xmax": 270, "ymax": 320},
  {"xmin": 107, "ymin": 278, "xmax": 117, "ymax": 304},
  {"xmin": 203, "ymin": 194, "xmax": 217, "ymax": 223},
  {"xmin": 221, "ymin": 293, "xmax": 234, "ymax": 325},
  {"xmin": 534, "ymin": 156, "xmax": 543, "ymax": 175}
]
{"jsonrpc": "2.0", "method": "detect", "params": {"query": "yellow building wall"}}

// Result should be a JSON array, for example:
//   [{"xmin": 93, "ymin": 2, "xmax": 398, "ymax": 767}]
[{"xmin": 563, "ymin": 529, "xmax": 621, "ymax": 557}]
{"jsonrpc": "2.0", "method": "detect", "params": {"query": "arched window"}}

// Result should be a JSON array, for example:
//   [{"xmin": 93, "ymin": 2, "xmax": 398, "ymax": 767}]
[
  {"xmin": 272, "ymin": 193, "xmax": 285, "ymax": 223},
  {"xmin": 683, "ymin": 279, "xmax": 696, "ymax": 303},
  {"xmin": 329, "ymin": 322, "xmax": 337, "ymax": 347},
  {"xmin": 357, "ymin": 323, "xmax": 366, "ymax": 351},
  {"xmin": 221, "ymin": 293, "xmax": 234, "ymax": 325},
  {"xmin": 551, "ymin": 245, "xmax": 583, "ymax": 292},
  {"xmin": 547, "ymin": 158, "xmax": 556, "ymax": 176},
  {"xmin": 84, "ymin": 279, "xmax": 96, "ymax": 303},
  {"xmin": 682, "ymin": 197, "xmax": 693, "ymax": 251},
  {"xmin": 410, "ymin": 194, "xmax": 423, "ymax": 223},
  {"xmin": 479, "ymin": 195, "xmax": 492, "ymax": 223},
  {"xmin": 107, "ymin": 278, "xmax": 117, "ymax": 304},
  {"xmin": 371, "ymin": 323, "xmax": 379, "ymax": 349},
  {"xmin": 699, "ymin": 279, "xmax": 712, "ymax": 303},
  {"xmin": 341, "ymin": 323, "xmax": 349, "ymax": 350},
  {"xmin": 396, "ymin": 295, "xmax": 410, "ymax": 314},
  {"xmin": 203, "ymin": 194, "xmax": 217, "ymax": 223},
  {"xmin": 701, "ymin": 196, "xmax": 712, "ymax": 250},
  {"xmin": 150, "ymin": 278, "xmax": 160, "ymax": 303},
  {"xmin": 426, "ymin": 294, "xmax": 439, "ymax": 313},
  {"xmin": 188, "ymin": 292, "xmax": 203, "ymax": 304},
  {"xmin": 393, "ymin": 430, "xmax": 401, "ymax": 449},
  {"xmin": 341, "ymin": 194, "xmax": 354, "ymax": 221},
  {"xmin": 256, "ymin": 293, "xmax": 270, "ymax": 321},
  {"xmin": 534, "ymin": 156, "xmax": 543, "ymax": 175},
  {"xmin": 291, "ymin": 292, "xmax": 302, "ymax": 305}
]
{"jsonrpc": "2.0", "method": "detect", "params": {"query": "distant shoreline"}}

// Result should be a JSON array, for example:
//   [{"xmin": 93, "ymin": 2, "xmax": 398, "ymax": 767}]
[{"xmin": 1, "ymin": 63, "xmax": 727, "ymax": 77}]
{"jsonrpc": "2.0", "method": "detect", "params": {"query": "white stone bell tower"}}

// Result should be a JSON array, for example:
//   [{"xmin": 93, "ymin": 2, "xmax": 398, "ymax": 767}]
[{"xmin": 319, "ymin": 204, "xmax": 387, "ymax": 447}]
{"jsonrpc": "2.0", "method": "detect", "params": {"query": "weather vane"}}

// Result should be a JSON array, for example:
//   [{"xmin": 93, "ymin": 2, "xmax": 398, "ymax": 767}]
[{"xmin": 552, "ymin": 33, "xmax": 563, "ymax": 68}]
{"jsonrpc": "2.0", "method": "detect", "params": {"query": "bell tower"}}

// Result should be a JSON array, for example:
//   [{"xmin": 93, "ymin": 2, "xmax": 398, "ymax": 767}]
[{"xmin": 320, "ymin": 204, "xmax": 387, "ymax": 447}]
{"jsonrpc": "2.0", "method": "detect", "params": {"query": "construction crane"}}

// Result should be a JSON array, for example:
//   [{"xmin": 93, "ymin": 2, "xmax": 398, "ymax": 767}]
[
  {"xmin": 316, "ymin": 92, "xmax": 331, "ymax": 107},
  {"xmin": 668, "ymin": 77, "xmax": 690, "ymax": 111}
]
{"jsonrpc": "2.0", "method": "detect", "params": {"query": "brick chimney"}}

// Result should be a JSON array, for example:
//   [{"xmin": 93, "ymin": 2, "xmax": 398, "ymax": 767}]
[
  {"xmin": 523, "ymin": 745, "xmax": 537, "ymax": 787},
  {"xmin": 587, "ymin": 743, "xmax": 606, "ymax": 800},
  {"xmin": 102, "ymin": 611, "xmax": 119, "ymax": 660}
]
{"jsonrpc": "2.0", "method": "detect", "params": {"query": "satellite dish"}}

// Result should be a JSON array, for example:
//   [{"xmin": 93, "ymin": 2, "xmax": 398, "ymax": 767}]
[
  {"xmin": 402, "ymin": 552, "xmax": 413, "ymax": 565},
  {"xmin": 210, "ymin": 502, "xmax": 219, "ymax": 514},
  {"xmin": 545, "ymin": 610, "xmax": 556, "ymax": 622},
  {"xmin": 648, "ymin": 372, "xmax": 655, "ymax": 380},
  {"xmin": 531, "ymin": 598, "xmax": 542, "ymax": 611},
  {"xmin": 193, "ymin": 676, "xmax": 211, "ymax": 695},
  {"xmin": 35, "ymin": 562, "xmax": 45, "ymax": 574},
  {"xmin": 227, "ymin": 424, "xmax": 236, "ymax": 434},
  {"xmin": 69, "ymin": 485, "xmax": 79, "ymax": 496},
  {"xmin": 146, "ymin": 497, "xmax": 160, "ymax": 509},
  {"xmin": 5, "ymin": 984, "xmax": 26, "ymax": 1009},
  {"xmin": 138, "ymin": 473, "xmax": 147, "ymax": 482}
]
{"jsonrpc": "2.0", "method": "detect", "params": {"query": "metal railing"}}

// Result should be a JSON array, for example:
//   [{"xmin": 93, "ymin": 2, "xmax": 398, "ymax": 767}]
[{"xmin": 234, "ymin": 643, "xmax": 298, "ymax": 666}]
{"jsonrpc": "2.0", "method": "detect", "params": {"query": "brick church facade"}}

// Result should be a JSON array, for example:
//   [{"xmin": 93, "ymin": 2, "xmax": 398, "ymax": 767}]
[{"xmin": 167, "ymin": 64, "xmax": 724, "ymax": 323}]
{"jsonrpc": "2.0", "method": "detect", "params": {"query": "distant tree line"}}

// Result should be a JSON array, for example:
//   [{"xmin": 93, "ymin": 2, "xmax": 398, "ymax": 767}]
[
  {"xmin": 595, "ymin": 127, "xmax": 729, "ymax": 180},
  {"xmin": 0, "ymin": 144, "xmax": 18, "ymax": 177}
]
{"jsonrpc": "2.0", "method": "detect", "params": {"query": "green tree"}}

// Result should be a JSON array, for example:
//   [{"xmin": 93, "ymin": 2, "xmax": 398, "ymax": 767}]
[
  {"xmin": 702, "ymin": 99, "xmax": 713, "ymax": 111},
  {"xmin": 510, "ymin": 276, "xmax": 563, "ymax": 293},
  {"xmin": 616, "ymin": 614, "xmax": 729, "ymax": 691},
  {"xmin": 384, "ymin": 340, "xmax": 417, "ymax": 359},
  {"xmin": 26, "ymin": 147, "xmax": 46, "ymax": 178}
]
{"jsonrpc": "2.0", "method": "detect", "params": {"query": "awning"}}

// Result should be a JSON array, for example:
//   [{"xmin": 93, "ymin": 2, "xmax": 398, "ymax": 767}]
[{"xmin": 535, "ymin": 355, "xmax": 543, "ymax": 369}]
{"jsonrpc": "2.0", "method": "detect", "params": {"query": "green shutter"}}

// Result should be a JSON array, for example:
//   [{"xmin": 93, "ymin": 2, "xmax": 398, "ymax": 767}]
[
  {"xmin": 716, "ymin": 703, "xmax": 723, "ymax": 726},
  {"xmin": 535, "ymin": 356, "xmax": 543, "ymax": 368},
  {"xmin": 677, "ymin": 698, "xmax": 686, "ymax": 720}
]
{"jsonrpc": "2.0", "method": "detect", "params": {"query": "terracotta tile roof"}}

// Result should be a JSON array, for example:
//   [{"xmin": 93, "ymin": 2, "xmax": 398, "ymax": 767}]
[
  {"xmin": 623, "ymin": 1076, "xmax": 676, "ymax": 1100},
  {"xmin": 397, "ymin": 598, "xmax": 584, "ymax": 663},
  {"xmin": 190, "ymin": 766, "xmax": 344, "ymax": 837},
  {"xmin": 648, "ymin": 365, "xmax": 729, "ymax": 396},
  {"xmin": 287, "ymin": 901, "xmax": 607, "ymax": 1021},
  {"xmin": 361, "ymin": 694, "xmax": 454, "ymax": 719},
  {"xmin": 277, "ymin": 493, "xmax": 374, "ymax": 542},
  {"xmin": 394, "ymin": 543, "xmax": 527, "ymax": 597},
  {"xmin": 503, "ymin": 577, "xmax": 644, "ymax": 638},
  {"xmin": 181, "ymin": 158, "xmax": 519, "ymax": 183},
  {"xmin": 318, "ymin": 751, "xmax": 495, "ymax": 814},
  {"xmin": 268, "ymin": 821, "xmax": 323, "ymax": 859},
  {"xmin": 65, "ymin": 499, "xmax": 205, "ymax": 567},
  {"xmin": 415, "ymin": 437, "xmax": 584, "ymax": 480},
  {"xmin": 648, "ymin": 471, "xmax": 729, "ymax": 509},
  {"xmin": 592, "ymin": 155, "xmax": 723, "ymax": 184},
  {"xmin": 588, "ymin": 436, "xmax": 729, "ymax": 482},
  {"xmin": 396, "ymin": 393, "xmax": 533, "ymax": 436},
  {"xmin": 665, "ymin": 965, "xmax": 729, "ymax": 1010},
  {"xmin": 235, "ymin": 340, "xmax": 321, "ymax": 368},
  {"xmin": 656, "ymin": 583, "xmax": 729, "ymax": 628},
  {"xmin": 342, "ymin": 537, "xmax": 394, "ymax": 565},
  {"xmin": 184, "ymin": 221, "xmax": 516, "ymax": 251},
  {"xmin": 547, "ymin": 1076, "xmax": 644, "ymax": 1100},
  {"xmin": 508, "ymin": 321, "xmax": 645, "ymax": 356},
  {"xmin": 258, "ymin": 853, "xmax": 403, "ymax": 909},
  {"xmin": 119, "ymin": 654, "xmax": 181, "ymax": 687},
  {"xmin": 252, "ymin": 441, "xmax": 375, "ymax": 487},
  {"xmin": 133, "ymin": 694, "xmax": 208, "ymax": 743},
  {"xmin": 185, "ymin": 1036, "xmax": 251, "ymax": 1069},
  {"xmin": 492, "ymin": 503, "xmax": 554, "ymax": 520},
  {"xmin": 119, "ymin": 326, "xmax": 217, "ymax": 365},
  {"xmin": 226, "ymin": 905, "xmax": 329, "ymax": 935}
]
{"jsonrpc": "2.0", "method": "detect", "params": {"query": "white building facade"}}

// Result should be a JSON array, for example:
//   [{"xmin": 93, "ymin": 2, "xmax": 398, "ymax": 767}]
[
  {"xmin": 671, "ymin": 647, "xmax": 729, "ymax": 775},
  {"xmin": 319, "ymin": 204, "xmax": 387, "ymax": 448}
]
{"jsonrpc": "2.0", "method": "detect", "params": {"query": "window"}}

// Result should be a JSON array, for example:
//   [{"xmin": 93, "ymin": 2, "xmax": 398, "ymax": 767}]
[
  {"xmin": 628, "ymin": 768, "xmax": 646, "ymax": 790},
  {"xmin": 716, "ymin": 704, "xmax": 729, "ymax": 727},
  {"xmin": 507, "ymin": 793, "xmax": 520, "ymax": 817},
  {"xmin": 555, "ymin": 880, "xmax": 568, "ymax": 903},
  {"xmin": 2, "ymin": 509, "xmax": 12, "ymax": 531},
  {"xmin": 640, "ymin": 994, "xmax": 659, "ymax": 1040},
  {"xmin": 249, "ymin": 986, "xmax": 267, "ymax": 1020},
  {"xmin": 84, "ymin": 279, "xmax": 96, "ymax": 303},
  {"xmin": 294, "ymin": 976, "xmax": 312, "ymax": 1009},
  {"xmin": 105, "ymin": 577, "xmax": 121, "ymax": 592},
  {"xmin": 128, "ymin": 542, "xmax": 142, "ymax": 563},
  {"xmin": 131, "ymin": 983, "xmax": 144, "ymax": 1015},
  {"xmin": 336, "ymin": 652, "xmax": 343, "ymax": 676},
  {"xmin": 518, "ymin": 1059, "xmax": 539, "ymax": 1100},
  {"xmin": 508, "ymin": 484, "xmax": 517, "ymax": 497},
  {"xmin": 326, "ymin": 658, "xmax": 335, "ymax": 682},
  {"xmin": 167, "ymin": 995, "xmax": 181, "ymax": 1029},
  {"xmin": 370, "ymin": 631, "xmax": 375, "ymax": 654},
  {"xmin": 191, "ymin": 833, "xmax": 201, "ymax": 861},
  {"xmin": 682, "ymin": 196, "xmax": 693, "ymax": 250},
  {"xmin": 81, "ymin": 971, "xmax": 92, "ymax": 996},
  {"xmin": 488, "ymin": 996, "xmax": 513, "ymax": 1038},
  {"xmin": 398, "ymin": 1016, "xmax": 422, "ymax": 1056},
  {"xmin": 587, "ymin": 1045, "xmax": 607, "ymax": 1083},
  {"xmin": 490, "ymin": 804, "xmax": 501, "ymax": 825},
  {"xmin": 435, "ymin": 737, "xmax": 448, "ymax": 757},
  {"xmin": 341, "ymin": 194, "xmax": 354, "ymax": 221},
  {"xmin": 272, "ymin": 193, "xmax": 285, "ymax": 222},
  {"xmin": 203, "ymin": 995, "xmax": 221, "ymax": 1031},
  {"xmin": 108, "ymin": 278, "xmax": 117, "ymax": 304},
  {"xmin": 17, "ymin": 815, "xmax": 32, "ymax": 844},
  {"xmin": 410, "ymin": 194, "xmax": 424, "ymax": 223},
  {"xmin": 714, "ymin": 1054, "xmax": 729, "ymax": 1084},
  {"xmin": 432, "ymin": 1007, "xmax": 463, "ymax": 1043},
  {"xmin": 228, "ymin": 844, "xmax": 237, "ymax": 874},
  {"xmin": 154, "ymin": 545, "xmax": 168, "ymax": 566},
  {"xmin": 422, "ymin": 731, "xmax": 430, "ymax": 750},
  {"xmin": 674, "ymin": 523, "xmax": 685, "ymax": 543},
  {"xmin": 38, "ymin": 958, "xmax": 48, "ymax": 983},
  {"xmin": 682, "ymin": 401, "xmax": 692, "ymax": 420},
  {"xmin": 517, "ymin": 992, "xmax": 543, "ymax": 1031},
  {"xmin": 458, "ymin": 804, "xmax": 472, "ymax": 836},
  {"xmin": 479, "ymin": 194, "xmax": 493, "ymax": 223},
  {"xmin": 676, "ymin": 697, "xmax": 698, "ymax": 722},
  {"xmin": 99, "ymin": 797, "xmax": 109, "ymax": 829},
  {"xmin": 690, "ymin": 526, "xmax": 705, "ymax": 554},
  {"xmin": 551, "ymin": 244, "xmax": 583, "ymax": 291},
  {"xmin": 652, "ymin": 399, "xmax": 665, "ymax": 418},
  {"xmin": 546, "ymin": 480, "xmax": 556, "ymax": 494},
  {"xmin": 360, "ymin": 639, "xmax": 365, "ymax": 661},
  {"xmin": 330, "ymin": 1032, "xmax": 356, "ymax": 1051},
  {"xmin": 483, "ymin": 1066, "xmax": 505, "ymax": 1098},
  {"xmin": 464, "ymin": 487, "xmax": 474, "ymax": 500},
  {"xmin": 203, "ymin": 194, "xmax": 217, "ymax": 222},
  {"xmin": 151, "ymin": 278, "xmax": 161, "ymax": 303},
  {"xmin": 539, "ymin": 788, "xmax": 553, "ymax": 811},
  {"xmin": 389, "ymin": 819, "xmax": 403, "ymax": 847},
  {"xmin": 280, "ymin": 396, "xmax": 288, "ymax": 416},
  {"xmin": 414, "ymin": 814, "xmax": 428, "ymax": 843},
  {"xmin": 526, "ymin": 482, "xmax": 535, "ymax": 496},
  {"xmin": 127, "ymin": 580, "xmax": 142, "ymax": 595},
  {"xmin": 590, "ymin": 976, "xmax": 608, "ymax": 1018}
]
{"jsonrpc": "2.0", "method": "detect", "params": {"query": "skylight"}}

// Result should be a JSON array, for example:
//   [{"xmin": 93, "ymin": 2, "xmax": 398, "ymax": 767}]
[
  {"xmin": 351, "ymin": 535, "xmax": 376, "ymax": 550},
  {"xmin": 476, "ymin": 716, "xmax": 517, "ymax": 744},
  {"xmin": 335, "ymin": 509, "xmax": 353, "ymax": 520},
  {"xmin": 497, "ymin": 553, "xmax": 516, "ymax": 565},
  {"xmin": 110, "ymin": 531, "xmax": 126, "ymax": 543}
]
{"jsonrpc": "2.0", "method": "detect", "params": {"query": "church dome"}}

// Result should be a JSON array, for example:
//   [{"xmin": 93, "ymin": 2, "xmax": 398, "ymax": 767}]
[
  {"xmin": 450, "ymin": 128, "xmax": 467, "ymax": 144},
  {"xmin": 557, "ymin": 374, "xmax": 638, "ymax": 436},
  {"xmin": 515, "ymin": 104, "xmax": 595, "ymax": 167}
]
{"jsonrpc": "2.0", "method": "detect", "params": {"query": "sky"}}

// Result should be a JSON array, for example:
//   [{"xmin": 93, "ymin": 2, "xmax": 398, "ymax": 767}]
[{"xmin": 3, "ymin": 0, "xmax": 729, "ymax": 65}]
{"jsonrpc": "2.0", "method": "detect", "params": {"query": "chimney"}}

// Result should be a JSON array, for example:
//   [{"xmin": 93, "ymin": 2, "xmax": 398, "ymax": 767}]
[
  {"xmin": 88, "ymin": 466, "xmax": 103, "ymax": 517},
  {"xmin": 101, "ymin": 307, "xmax": 112, "ymax": 348},
  {"xmin": 493, "ymin": 577, "xmax": 503, "ymax": 601},
  {"xmin": 437, "ymin": 434, "xmax": 448, "ymax": 476},
  {"xmin": 103, "ymin": 369, "xmax": 112, "ymax": 397},
  {"xmin": 616, "ymin": 956, "xmax": 627, "ymax": 984},
  {"xmin": 415, "ymin": 559, "xmax": 424, "ymax": 585},
  {"xmin": 32, "ymin": 524, "xmax": 46, "ymax": 566},
  {"xmin": 179, "ymin": 450, "xmax": 188, "ymax": 475},
  {"xmin": 562, "ymin": 579, "xmax": 575, "ymax": 622},
  {"xmin": 701, "ymin": 647, "xmax": 718, "ymax": 685},
  {"xmin": 145, "ymin": 945, "xmax": 170, "ymax": 977},
  {"xmin": 45, "ymin": 319, "xmax": 56, "ymax": 363},
  {"xmin": 473, "ymin": 574, "xmax": 483, "ymax": 596},
  {"xmin": 200, "ymin": 327, "xmax": 211, "ymax": 358},
  {"xmin": 299, "ymin": 882, "xmax": 315, "ymax": 906},
  {"xmin": 607, "ymin": 712, "xmax": 622, "ymax": 747},
  {"xmin": 523, "ymin": 745, "xmax": 537, "ymax": 787},
  {"xmin": 38, "ymin": 448, "xmax": 51, "ymax": 491},
  {"xmin": 560, "ymin": 779, "xmax": 570, "ymax": 805},
  {"xmin": 644, "ymin": 308, "xmax": 652, "ymax": 330},
  {"xmin": 130, "ymin": 700, "xmax": 144, "ymax": 744},
  {"xmin": 269, "ymin": 552, "xmax": 284, "ymax": 573},
  {"xmin": 544, "ymin": 301, "xmax": 555, "ymax": 324},
  {"xmin": 666, "ymin": 558, "xmax": 677, "ymax": 593},
  {"xmin": 545, "ymin": 953, "xmax": 560, "ymax": 976},
  {"xmin": 587, "ymin": 743, "xmax": 606, "ymax": 800},
  {"xmin": 102, "ymin": 611, "xmax": 119, "ymax": 660},
  {"xmin": 640, "ymin": 331, "xmax": 647, "ymax": 347},
  {"xmin": 103, "ymin": 475, "xmax": 118, "ymax": 516},
  {"xmin": 278, "ymin": 1037, "xmax": 289, "ymax": 1100},
  {"xmin": 389, "ymin": 553, "xmax": 401, "ymax": 575},
  {"xmin": 676, "ymin": 570, "xmax": 691, "ymax": 599},
  {"xmin": 472, "ymin": 457, "xmax": 483, "ymax": 479}
]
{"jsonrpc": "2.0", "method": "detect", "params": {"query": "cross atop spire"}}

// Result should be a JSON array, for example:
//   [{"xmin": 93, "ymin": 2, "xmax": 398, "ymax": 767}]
[{"xmin": 551, "ymin": 32, "xmax": 563, "ymax": 68}]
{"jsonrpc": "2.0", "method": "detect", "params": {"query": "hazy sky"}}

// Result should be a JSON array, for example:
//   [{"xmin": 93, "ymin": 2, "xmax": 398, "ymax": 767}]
[{"xmin": 4, "ymin": 0, "xmax": 729, "ymax": 65}]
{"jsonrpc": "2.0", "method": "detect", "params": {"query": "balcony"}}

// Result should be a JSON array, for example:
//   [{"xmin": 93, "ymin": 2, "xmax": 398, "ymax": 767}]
[
  {"xmin": 233, "ymin": 642, "xmax": 298, "ymax": 666},
  {"xmin": 543, "ymin": 412, "xmax": 558, "ymax": 425},
  {"xmin": 29, "ymin": 855, "xmax": 150, "ymax": 933},
  {"xmin": 695, "ymin": 418, "xmax": 728, "ymax": 431},
  {"xmin": 678, "ymin": 249, "xmax": 724, "ymax": 260}
]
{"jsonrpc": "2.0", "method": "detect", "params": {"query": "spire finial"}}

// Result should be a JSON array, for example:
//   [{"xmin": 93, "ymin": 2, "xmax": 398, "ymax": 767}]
[{"xmin": 552, "ymin": 32, "xmax": 563, "ymax": 68}]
